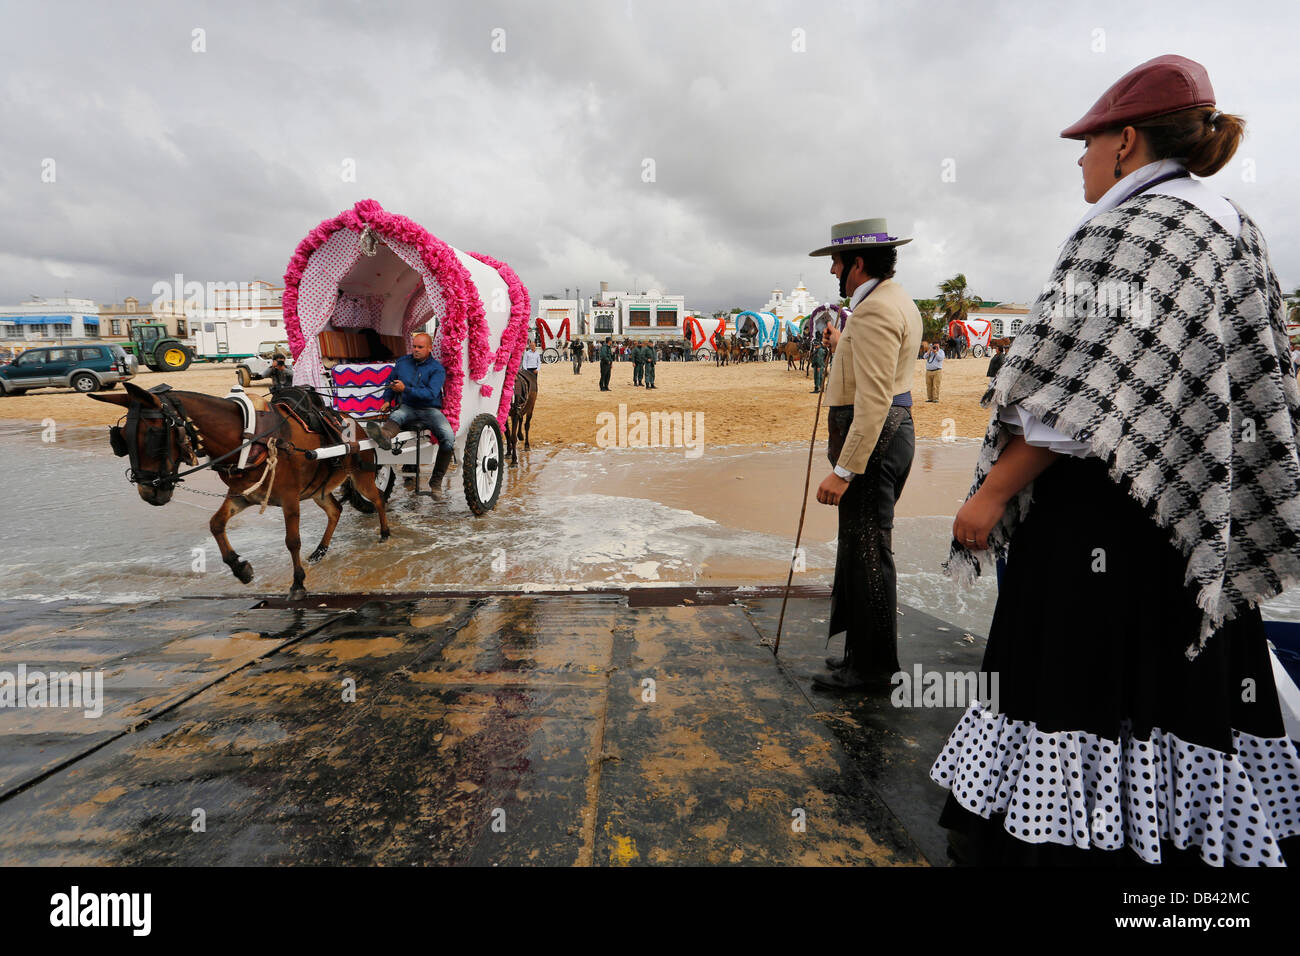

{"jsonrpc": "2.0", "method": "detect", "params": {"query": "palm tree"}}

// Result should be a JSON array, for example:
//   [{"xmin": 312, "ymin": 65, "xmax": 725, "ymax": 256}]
[
  {"xmin": 937, "ymin": 275, "xmax": 982, "ymax": 355},
  {"xmin": 914, "ymin": 298, "xmax": 943, "ymax": 342},
  {"xmin": 937, "ymin": 274, "xmax": 981, "ymax": 326}
]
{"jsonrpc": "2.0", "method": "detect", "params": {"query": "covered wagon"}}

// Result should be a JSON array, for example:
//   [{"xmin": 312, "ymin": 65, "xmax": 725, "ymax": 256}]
[{"xmin": 282, "ymin": 199, "xmax": 531, "ymax": 513}]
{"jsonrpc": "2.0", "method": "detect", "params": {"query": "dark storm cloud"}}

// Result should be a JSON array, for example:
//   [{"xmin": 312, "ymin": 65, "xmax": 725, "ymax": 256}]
[{"xmin": 1, "ymin": 0, "xmax": 1296, "ymax": 312}]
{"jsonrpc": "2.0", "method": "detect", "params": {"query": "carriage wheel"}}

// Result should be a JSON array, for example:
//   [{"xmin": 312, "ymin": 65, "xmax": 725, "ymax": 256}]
[
  {"xmin": 344, "ymin": 465, "xmax": 396, "ymax": 513},
  {"xmin": 463, "ymin": 413, "xmax": 504, "ymax": 515},
  {"xmin": 761, "ymin": 345, "xmax": 773, "ymax": 361},
  {"xmin": 971, "ymin": 344, "xmax": 987, "ymax": 359},
  {"xmin": 542, "ymin": 347, "xmax": 560, "ymax": 364},
  {"xmin": 694, "ymin": 347, "xmax": 713, "ymax": 362}
]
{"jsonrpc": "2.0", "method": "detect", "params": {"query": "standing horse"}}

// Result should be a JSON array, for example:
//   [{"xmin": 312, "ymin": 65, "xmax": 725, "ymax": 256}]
[
  {"xmin": 507, "ymin": 367, "xmax": 537, "ymax": 466},
  {"xmin": 93, "ymin": 381, "xmax": 390, "ymax": 600}
]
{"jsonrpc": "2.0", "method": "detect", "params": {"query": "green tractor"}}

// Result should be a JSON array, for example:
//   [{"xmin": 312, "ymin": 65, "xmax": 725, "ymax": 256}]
[{"xmin": 127, "ymin": 323, "xmax": 193, "ymax": 372}]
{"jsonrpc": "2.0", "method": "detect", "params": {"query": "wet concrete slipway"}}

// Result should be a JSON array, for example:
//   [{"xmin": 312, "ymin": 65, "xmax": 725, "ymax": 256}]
[{"xmin": 4, "ymin": 422, "xmax": 1300, "ymax": 866}]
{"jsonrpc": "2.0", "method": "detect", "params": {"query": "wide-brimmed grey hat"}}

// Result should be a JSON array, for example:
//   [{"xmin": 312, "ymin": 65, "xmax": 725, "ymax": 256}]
[{"xmin": 809, "ymin": 217, "xmax": 913, "ymax": 256}]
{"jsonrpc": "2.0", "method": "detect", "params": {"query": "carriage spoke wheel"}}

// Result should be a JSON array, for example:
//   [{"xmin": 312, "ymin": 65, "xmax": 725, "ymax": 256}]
[
  {"xmin": 542, "ymin": 347, "xmax": 560, "ymax": 364},
  {"xmin": 463, "ymin": 413, "xmax": 504, "ymax": 515}
]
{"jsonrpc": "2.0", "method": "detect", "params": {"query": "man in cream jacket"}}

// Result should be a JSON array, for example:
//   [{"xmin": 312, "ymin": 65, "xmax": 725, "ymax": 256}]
[{"xmin": 809, "ymin": 218, "xmax": 922, "ymax": 691}]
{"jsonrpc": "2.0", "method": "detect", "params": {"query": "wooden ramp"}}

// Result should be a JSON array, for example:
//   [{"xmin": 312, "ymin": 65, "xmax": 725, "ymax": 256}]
[{"xmin": 0, "ymin": 589, "xmax": 986, "ymax": 866}]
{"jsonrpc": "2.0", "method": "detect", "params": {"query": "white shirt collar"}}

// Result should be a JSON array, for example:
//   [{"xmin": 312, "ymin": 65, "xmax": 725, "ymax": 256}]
[
  {"xmin": 849, "ymin": 277, "xmax": 882, "ymax": 310},
  {"xmin": 1071, "ymin": 158, "xmax": 1186, "ymax": 235}
]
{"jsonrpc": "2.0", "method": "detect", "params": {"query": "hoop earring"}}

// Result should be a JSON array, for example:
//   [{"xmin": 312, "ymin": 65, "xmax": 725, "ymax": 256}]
[{"xmin": 1114, "ymin": 155, "xmax": 1123, "ymax": 178}]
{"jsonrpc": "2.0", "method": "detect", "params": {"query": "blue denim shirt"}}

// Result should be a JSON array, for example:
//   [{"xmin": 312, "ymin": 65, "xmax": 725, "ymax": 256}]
[{"xmin": 383, "ymin": 354, "xmax": 446, "ymax": 408}]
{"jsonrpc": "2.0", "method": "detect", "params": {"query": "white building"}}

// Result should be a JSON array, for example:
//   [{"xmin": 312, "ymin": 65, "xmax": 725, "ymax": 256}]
[
  {"xmin": 969, "ymin": 302, "xmax": 1032, "ymax": 338},
  {"xmin": 539, "ymin": 282, "xmax": 690, "ymax": 339},
  {"xmin": 536, "ymin": 298, "xmax": 583, "ymax": 347},
  {"xmin": 762, "ymin": 280, "xmax": 818, "ymax": 325},
  {"xmin": 0, "ymin": 297, "xmax": 102, "ymax": 343},
  {"xmin": 590, "ymin": 288, "xmax": 686, "ymax": 338},
  {"xmin": 587, "ymin": 303, "xmax": 618, "ymax": 336}
]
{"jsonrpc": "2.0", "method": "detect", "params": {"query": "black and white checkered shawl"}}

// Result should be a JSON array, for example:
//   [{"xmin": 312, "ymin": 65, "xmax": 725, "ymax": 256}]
[{"xmin": 944, "ymin": 193, "xmax": 1300, "ymax": 656}]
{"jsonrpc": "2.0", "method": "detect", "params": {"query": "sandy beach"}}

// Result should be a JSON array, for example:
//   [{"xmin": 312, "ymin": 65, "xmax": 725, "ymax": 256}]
[{"xmin": 0, "ymin": 354, "xmax": 998, "ymax": 442}]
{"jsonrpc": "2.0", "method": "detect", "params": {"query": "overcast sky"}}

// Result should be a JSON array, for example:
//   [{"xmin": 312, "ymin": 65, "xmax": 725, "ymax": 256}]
[{"xmin": 3, "ymin": 0, "xmax": 1297, "ymax": 314}]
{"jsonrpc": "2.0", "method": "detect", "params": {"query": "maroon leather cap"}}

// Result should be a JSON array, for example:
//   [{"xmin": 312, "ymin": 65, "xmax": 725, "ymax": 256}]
[{"xmin": 1060, "ymin": 54, "xmax": 1216, "ymax": 139}]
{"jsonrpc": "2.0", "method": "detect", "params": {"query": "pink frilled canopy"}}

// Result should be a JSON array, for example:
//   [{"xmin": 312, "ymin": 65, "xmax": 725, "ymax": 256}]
[{"xmin": 282, "ymin": 199, "xmax": 531, "ymax": 432}]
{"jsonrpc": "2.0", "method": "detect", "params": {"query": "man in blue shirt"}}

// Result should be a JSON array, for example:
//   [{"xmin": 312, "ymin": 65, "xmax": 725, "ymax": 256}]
[
  {"xmin": 924, "ymin": 341, "xmax": 944, "ymax": 402},
  {"xmin": 364, "ymin": 332, "xmax": 458, "ymax": 496}
]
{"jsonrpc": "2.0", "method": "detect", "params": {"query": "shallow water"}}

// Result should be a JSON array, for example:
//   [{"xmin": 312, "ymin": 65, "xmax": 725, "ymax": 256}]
[{"xmin": 4, "ymin": 422, "xmax": 1298, "ymax": 639}]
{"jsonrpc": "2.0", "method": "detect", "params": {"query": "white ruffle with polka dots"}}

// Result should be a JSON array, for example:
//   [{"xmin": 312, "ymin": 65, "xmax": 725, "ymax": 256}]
[{"xmin": 930, "ymin": 703, "xmax": 1300, "ymax": 866}]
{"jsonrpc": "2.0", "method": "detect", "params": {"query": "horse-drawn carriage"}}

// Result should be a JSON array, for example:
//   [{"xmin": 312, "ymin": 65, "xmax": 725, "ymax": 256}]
[
  {"xmin": 733, "ymin": 311, "xmax": 779, "ymax": 361},
  {"xmin": 683, "ymin": 313, "xmax": 728, "ymax": 361},
  {"xmin": 807, "ymin": 303, "xmax": 849, "ymax": 340},
  {"xmin": 944, "ymin": 317, "xmax": 993, "ymax": 358},
  {"xmin": 285, "ymin": 199, "xmax": 530, "ymax": 513},
  {"xmin": 534, "ymin": 313, "xmax": 572, "ymax": 364},
  {"xmin": 775, "ymin": 303, "xmax": 847, "ymax": 371},
  {"xmin": 95, "ymin": 199, "xmax": 530, "ymax": 600}
]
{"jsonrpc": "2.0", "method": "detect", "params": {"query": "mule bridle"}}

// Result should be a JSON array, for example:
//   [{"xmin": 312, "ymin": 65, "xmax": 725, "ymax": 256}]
[
  {"xmin": 109, "ymin": 386, "xmax": 331, "ymax": 492},
  {"xmin": 110, "ymin": 386, "xmax": 205, "ymax": 490}
]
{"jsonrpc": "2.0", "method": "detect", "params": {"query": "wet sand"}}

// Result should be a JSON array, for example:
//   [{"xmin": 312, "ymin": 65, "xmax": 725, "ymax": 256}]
[
  {"xmin": 0, "ymin": 355, "xmax": 999, "ymax": 443},
  {"xmin": 2, "ymin": 418, "xmax": 1000, "ymax": 636}
]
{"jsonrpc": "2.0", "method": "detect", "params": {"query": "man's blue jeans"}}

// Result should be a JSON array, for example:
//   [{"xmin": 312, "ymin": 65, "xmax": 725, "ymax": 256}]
[{"xmin": 389, "ymin": 404, "xmax": 456, "ymax": 448}]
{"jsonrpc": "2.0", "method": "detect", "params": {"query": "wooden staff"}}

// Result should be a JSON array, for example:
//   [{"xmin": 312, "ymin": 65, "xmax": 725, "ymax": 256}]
[{"xmin": 775, "ymin": 341, "xmax": 830, "ymax": 656}]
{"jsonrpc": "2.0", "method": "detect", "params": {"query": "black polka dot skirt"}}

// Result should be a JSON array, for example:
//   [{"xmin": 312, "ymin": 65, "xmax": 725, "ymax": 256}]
[{"xmin": 930, "ymin": 456, "xmax": 1300, "ymax": 866}]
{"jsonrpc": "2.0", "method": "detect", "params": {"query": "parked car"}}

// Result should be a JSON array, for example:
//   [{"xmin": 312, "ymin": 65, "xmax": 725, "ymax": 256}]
[
  {"xmin": 235, "ymin": 340, "xmax": 292, "ymax": 387},
  {"xmin": 0, "ymin": 344, "xmax": 137, "ymax": 395}
]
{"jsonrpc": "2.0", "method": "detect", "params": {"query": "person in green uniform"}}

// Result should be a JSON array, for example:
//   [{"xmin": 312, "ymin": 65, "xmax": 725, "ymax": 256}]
[
  {"xmin": 598, "ymin": 337, "xmax": 614, "ymax": 391},
  {"xmin": 644, "ymin": 340, "xmax": 657, "ymax": 389},
  {"xmin": 632, "ymin": 339, "xmax": 645, "ymax": 386},
  {"xmin": 811, "ymin": 341, "xmax": 828, "ymax": 393}
]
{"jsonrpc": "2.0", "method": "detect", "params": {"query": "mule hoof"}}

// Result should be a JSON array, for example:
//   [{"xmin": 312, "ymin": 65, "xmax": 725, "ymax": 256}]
[
  {"xmin": 380, "ymin": 530, "xmax": 391, "ymax": 541},
  {"xmin": 233, "ymin": 561, "xmax": 254, "ymax": 584},
  {"xmin": 289, "ymin": 587, "xmax": 307, "ymax": 602},
  {"xmin": 308, "ymin": 547, "xmax": 328, "ymax": 563}
]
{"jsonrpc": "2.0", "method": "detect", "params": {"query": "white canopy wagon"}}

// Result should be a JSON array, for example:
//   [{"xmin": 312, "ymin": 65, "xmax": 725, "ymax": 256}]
[{"xmin": 279, "ymin": 199, "xmax": 531, "ymax": 513}]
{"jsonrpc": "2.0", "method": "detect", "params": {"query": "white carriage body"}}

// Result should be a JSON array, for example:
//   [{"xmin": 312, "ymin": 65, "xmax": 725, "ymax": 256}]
[
  {"xmin": 948, "ymin": 317, "xmax": 994, "ymax": 351},
  {"xmin": 535, "ymin": 309, "xmax": 575, "ymax": 350},
  {"xmin": 284, "ymin": 201, "xmax": 527, "ymax": 463},
  {"xmin": 733, "ymin": 311, "xmax": 779, "ymax": 348}
]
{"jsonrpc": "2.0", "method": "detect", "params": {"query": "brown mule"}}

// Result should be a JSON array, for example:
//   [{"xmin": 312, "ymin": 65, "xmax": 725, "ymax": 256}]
[
  {"xmin": 507, "ymin": 368, "xmax": 537, "ymax": 467},
  {"xmin": 776, "ymin": 340, "xmax": 803, "ymax": 371},
  {"xmin": 92, "ymin": 381, "xmax": 390, "ymax": 601}
]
